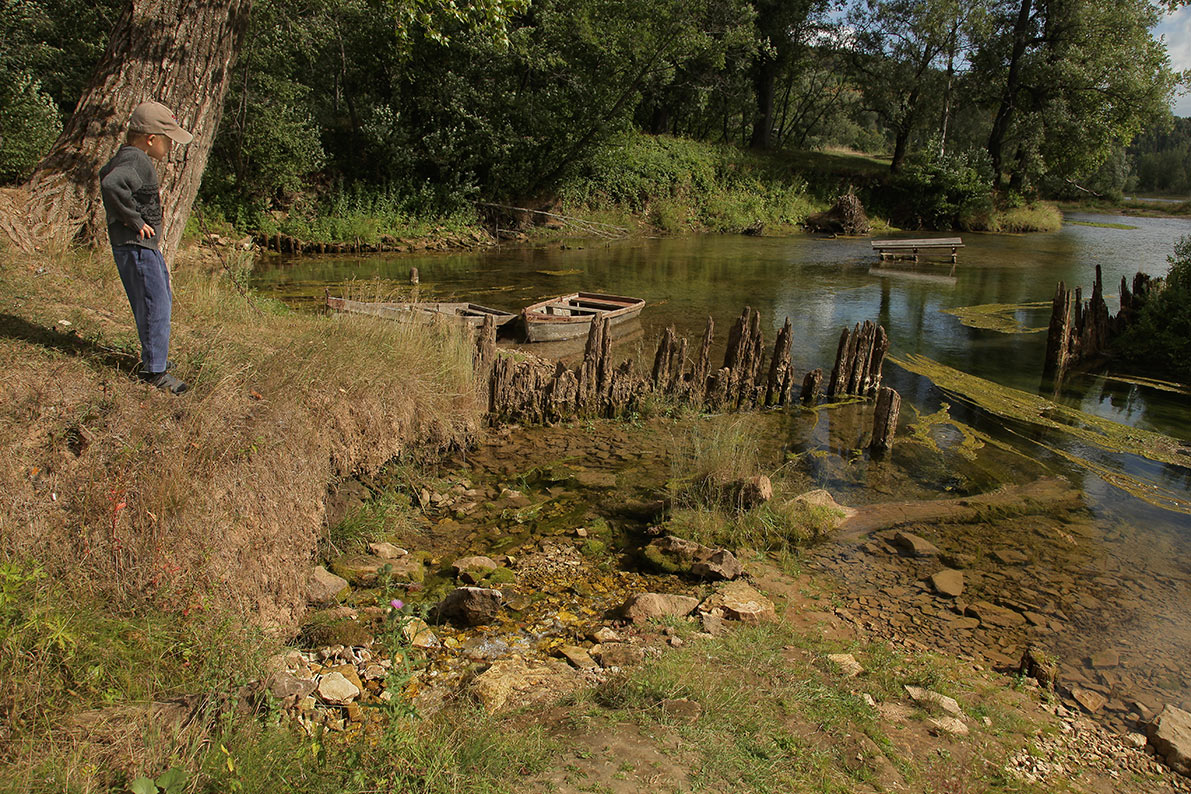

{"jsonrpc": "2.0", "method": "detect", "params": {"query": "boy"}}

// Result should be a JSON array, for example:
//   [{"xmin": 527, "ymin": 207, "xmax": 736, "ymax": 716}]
[{"xmin": 99, "ymin": 100, "xmax": 193, "ymax": 394}]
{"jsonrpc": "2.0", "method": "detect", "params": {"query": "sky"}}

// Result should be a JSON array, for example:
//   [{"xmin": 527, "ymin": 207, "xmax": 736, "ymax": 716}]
[{"xmin": 1155, "ymin": 6, "xmax": 1191, "ymax": 117}]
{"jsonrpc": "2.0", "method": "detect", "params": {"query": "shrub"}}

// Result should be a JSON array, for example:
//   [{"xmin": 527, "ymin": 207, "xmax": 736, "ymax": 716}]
[
  {"xmin": 1114, "ymin": 235, "xmax": 1191, "ymax": 381},
  {"xmin": 0, "ymin": 73, "xmax": 61, "ymax": 183},
  {"xmin": 890, "ymin": 145, "xmax": 993, "ymax": 230}
]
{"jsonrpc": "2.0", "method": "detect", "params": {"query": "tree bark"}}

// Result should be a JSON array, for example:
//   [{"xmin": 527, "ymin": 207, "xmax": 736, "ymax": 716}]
[
  {"xmin": 987, "ymin": 0, "xmax": 1033, "ymax": 186},
  {"xmin": 749, "ymin": 56, "xmax": 777, "ymax": 150},
  {"xmin": 24, "ymin": 0, "xmax": 252, "ymax": 265}
]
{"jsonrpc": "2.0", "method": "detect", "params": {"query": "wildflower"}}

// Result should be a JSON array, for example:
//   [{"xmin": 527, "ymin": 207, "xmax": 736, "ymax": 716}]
[{"xmin": 390, "ymin": 599, "xmax": 404, "ymax": 610}]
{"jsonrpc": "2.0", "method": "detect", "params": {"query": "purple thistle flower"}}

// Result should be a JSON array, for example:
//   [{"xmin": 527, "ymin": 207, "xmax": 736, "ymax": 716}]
[{"xmin": 390, "ymin": 599, "xmax": 405, "ymax": 610}]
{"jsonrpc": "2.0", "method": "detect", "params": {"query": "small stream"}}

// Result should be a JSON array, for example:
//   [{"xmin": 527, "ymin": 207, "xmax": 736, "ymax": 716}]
[{"xmin": 256, "ymin": 214, "xmax": 1191, "ymax": 722}]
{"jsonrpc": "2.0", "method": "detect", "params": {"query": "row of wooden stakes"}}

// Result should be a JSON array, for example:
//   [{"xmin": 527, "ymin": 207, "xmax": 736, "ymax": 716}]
[
  {"xmin": 472, "ymin": 306, "xmax": 902, "ymax": 450},
  {"xmin": 1042, "ymin": 264, "xmax": 1154, "ymax": 382}
]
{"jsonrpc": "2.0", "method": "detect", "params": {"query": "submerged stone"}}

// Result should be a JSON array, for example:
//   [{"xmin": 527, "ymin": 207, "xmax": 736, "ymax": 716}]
[
  {"xmin": 433, "ymin": 587, "xmax": 503, "ymax": 626},
  {"xmin": 892, "ymin": 531, "xmax": 939, "ymax": 558},
  {"xmin": 929, "ymin": 569, "xmax": 964, "ymax": 598}
]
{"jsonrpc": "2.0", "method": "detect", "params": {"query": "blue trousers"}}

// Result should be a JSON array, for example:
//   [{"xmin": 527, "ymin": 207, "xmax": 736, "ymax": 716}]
[{"xmin": 112, "ymin": 245, "xmax": 171, "ymax": 374}]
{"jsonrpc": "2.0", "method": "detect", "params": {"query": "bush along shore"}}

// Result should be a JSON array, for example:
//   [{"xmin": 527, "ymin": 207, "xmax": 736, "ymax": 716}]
[{"xmin": 204, "ymin": 132, "xmax": 1063, "ymax": 256}]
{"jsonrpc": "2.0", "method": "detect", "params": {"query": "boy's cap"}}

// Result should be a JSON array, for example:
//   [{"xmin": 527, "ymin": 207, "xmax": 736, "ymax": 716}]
[{"xmin": 128, "ymin": 101, "xmax": 193, "ymax": 144}]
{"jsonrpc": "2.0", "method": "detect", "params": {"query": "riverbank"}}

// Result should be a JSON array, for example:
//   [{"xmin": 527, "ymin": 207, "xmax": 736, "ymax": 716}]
[{"xmin": 203, "ymin": 133, "xmax": 1063, "ymax": 256}]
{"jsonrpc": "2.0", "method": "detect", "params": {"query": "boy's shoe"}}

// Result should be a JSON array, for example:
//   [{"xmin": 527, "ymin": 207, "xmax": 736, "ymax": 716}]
[{"xmin": 142, "ymin": 371, "xmax": 189, "ymax": 394}]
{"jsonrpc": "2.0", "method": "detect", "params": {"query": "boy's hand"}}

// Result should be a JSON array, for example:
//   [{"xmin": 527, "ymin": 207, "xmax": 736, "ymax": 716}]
[{"xmin": 138, "ymin": 223, "xmax": 155, "ymax": 239}]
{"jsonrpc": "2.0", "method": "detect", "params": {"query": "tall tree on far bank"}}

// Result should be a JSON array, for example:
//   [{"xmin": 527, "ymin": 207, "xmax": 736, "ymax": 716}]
[
  {"xmin": 849, "ymin": 0, "xmax": 973, "ymax": 171},
  {"xmin": 972, "ymin": 0, "xmax": 1179, "ymax": 191},
  {"xmin": 748, "ymin": 0, "xmax": 829, "ymax": 150}
]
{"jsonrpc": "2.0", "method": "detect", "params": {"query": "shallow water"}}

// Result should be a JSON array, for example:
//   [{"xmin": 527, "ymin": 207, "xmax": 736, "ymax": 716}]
[{"xmin": 257, "ymin": 214, "xmax": 1191, "ymax": 713}]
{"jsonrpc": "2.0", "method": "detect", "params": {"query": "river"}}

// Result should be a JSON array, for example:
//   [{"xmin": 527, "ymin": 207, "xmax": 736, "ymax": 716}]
[{"xmin": 253, "ymin": 212, "xmax": 1191, "ymax": 721}]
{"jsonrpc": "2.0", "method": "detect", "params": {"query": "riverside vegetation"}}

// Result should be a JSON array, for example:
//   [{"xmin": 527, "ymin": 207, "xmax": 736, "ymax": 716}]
[{"xmin": 4, "ymin": 235, "xmax": 1191, "ymax": 792}]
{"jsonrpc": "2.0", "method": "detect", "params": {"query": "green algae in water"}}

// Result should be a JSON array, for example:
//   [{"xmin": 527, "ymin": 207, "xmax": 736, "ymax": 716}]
[
  {"xmin": 942, "ymin": 302, "xmax": 1049, "ymax": 334},
  {"xmin": 906, "ymin": 403, "xmax": 990, "ymax": 461},
  {"xmin": 1068, "ymin": 220, "xmax": 1139, "ymax": 230},
  {"xmin": 894, "ymin": 354, "xmax": 1191, "ymax": 514}
]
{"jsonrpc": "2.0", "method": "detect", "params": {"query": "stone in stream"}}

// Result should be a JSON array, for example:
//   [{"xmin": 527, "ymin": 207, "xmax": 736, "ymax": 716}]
[
  {"xmin": 402, "ymin": 617, "xmax": 440, "ymax": 649},
  {"xmin": 1089, "ymin": 649, "xmax": 1120, "ymax": 669},
  {"xmin": 891, "ymin": 531, "xmax": 939, "ymax": 558},
  {"xmin": 992, "ymin": 548, "xmax": 1028, "ymax": 565},
  {"xmin": 1070, "ymin": 686, "xmax": 1108, "ymax": 714},
  {"xmin": 621, "ymin": 593, "xmax": 700, "ymax": 624},
  {"xmin": 330, "ymin": 554, "xmax": 424, "ymax": 586},
  {"xmin": 558, "ymin": 645, "xmax": 598, "ymax": 670},
  {"xmin": 433, "ymin": 587, "xmax": 503, "ymax": 626},
  {"xmin": 307, "ymin": 566, "xmax": 349, "ymax": 604},
  {"xmin": 699, "ymin": 582, "xmax": 776, "ymax": 624},
  {"xmin": 451, "ymin": 555, "xmax": 499, "ymax": 584},
  {"xmin": 470, "ymin": 658, "xmax": 585, "ymax": 713},
  {"xmin": 965, "ymin": 600, "xmax": 1026, "ymax": 628},
  {"xmin": 572, "ymin": 469, "xmax": 617, "ymax": 489},
  {"xmin": 930, "ymin": 569, "xmax": 965, "ymax": 598},
  {"xmin": 1148, "ymin": 704, "xmax": 1191, "ymax": 777},
  {"xmin": 368, "ymin": 542, "xmax": 408, "ymax": 559},
  {"xmin": 644, "ymin": 536, "xmax": 743, "ymax": 580},
  {"xmin": 316, "ymin": 672, "xmax": 360, "ymax": 705}
]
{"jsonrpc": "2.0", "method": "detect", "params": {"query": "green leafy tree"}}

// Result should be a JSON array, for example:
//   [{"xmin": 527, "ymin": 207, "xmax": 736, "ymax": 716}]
[{"xmin": 971, "ymin": 0, "xmax": 1180, "ymax": 191}]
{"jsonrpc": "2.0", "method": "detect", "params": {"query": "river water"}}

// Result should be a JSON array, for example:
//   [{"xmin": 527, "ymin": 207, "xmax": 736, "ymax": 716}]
[{"xmin": 254, "ymin": 213, "xmax": 1191, "ymax": 720}]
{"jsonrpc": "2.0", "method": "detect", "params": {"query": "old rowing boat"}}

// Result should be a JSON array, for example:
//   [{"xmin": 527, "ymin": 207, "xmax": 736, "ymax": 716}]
[
  {"xmin": 521, "ymin": 292, "xmax": 646, "ymax": 342},
  {"xmin": 325, "ymin": 294, "xmax": 517, "ymax": 331}
]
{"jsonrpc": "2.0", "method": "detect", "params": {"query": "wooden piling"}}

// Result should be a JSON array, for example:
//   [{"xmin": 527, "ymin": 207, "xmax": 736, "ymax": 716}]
[{"xmin": 870, "ymin": 387, "xmax": 901, "ymax": 451}]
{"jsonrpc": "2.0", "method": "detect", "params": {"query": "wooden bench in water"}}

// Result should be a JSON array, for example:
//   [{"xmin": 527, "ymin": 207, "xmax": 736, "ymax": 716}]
[{"xmin": 871, "ymin": 237, "xmax": 964, "ymax": 264}]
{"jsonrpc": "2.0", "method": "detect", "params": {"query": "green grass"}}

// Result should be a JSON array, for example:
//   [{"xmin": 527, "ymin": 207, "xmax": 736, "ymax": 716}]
[
  {"xmin": 321, "ymin": 488, "xmax": 420, "ymax": 560},
  {"xmin": 1066, "ymin": 220, "xmax": 1139, "ymax": 230}
]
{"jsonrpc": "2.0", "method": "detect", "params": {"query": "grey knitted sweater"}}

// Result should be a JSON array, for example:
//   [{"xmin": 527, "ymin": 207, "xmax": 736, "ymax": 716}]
[{"xmin": 99, "ymin": 145, "xmax": 162, "ymax": 251}]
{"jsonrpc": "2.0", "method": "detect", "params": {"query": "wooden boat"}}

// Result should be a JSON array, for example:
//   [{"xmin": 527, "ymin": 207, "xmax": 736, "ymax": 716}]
[
  {"xmin": 521, "ymin": 292, "xmax": 646, "ymax": 342},
  {"xmin": 325, "ymin": 294, "xmax": 517, "ymax": 331}
]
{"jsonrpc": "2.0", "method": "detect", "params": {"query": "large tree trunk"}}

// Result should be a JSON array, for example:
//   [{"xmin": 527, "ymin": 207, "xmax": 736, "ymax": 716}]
[
  {"xmin": 987, "ymin": 0, "xmax": 1033, "ymax": 186},
  {"xmin": 749, "ymin": 56, "xmax": 778, "ymax": 150},
  {"xmin": 23, "ymin": 0, "xmax": 251, "ymax": 265}
]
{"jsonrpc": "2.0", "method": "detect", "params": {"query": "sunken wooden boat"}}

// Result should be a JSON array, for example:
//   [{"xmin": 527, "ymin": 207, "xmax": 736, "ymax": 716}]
[
  {"xmin": 521, "ymin": 292, "xmax": 646, "ymax": 342},
  {"xmin": 324, "ymin": 294, "xmax": 517, "ymax": 331}
]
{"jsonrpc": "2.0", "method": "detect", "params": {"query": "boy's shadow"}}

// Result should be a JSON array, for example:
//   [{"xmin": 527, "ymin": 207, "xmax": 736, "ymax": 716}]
[{"xmin": 0, "ymin": 312, "xmax": 139, "ymax": 374}]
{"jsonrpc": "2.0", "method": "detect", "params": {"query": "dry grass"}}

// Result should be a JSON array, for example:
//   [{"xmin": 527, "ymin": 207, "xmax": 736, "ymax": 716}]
[{"xmin": 0, "ymin": 241, "xmax": 481, "ymax": 627}]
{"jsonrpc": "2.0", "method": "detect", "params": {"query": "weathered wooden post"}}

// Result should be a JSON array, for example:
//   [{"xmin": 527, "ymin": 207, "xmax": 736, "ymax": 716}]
[
  {"xmin": 800, "ymin": 369, "xmax": 823, "ymax": 405},
  {"xmin": 870, "ymin": 387, "xmax": 901, "ymax": 451},
  {"xmin": 410, "ymin": 267, "xmax": 420, "ymax": 285}
]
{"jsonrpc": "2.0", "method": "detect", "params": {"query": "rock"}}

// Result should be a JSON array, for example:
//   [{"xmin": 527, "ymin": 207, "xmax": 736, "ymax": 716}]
[
  {"xmin": 1127, "ymin": 732, "xmax": 1148, "ymax": 749},
  {"xmin": 992, "ymin": 548, "xmax": 1027, "ymax": 565},
  {"xmin": 589, "ymin": 627, "xmax": 621, "ymax": 643},
  {"xmin": 1018, "ymin": 646, "xmax": 1058, "ymax": 690},
  {"xmin": 827, "ymin": 653, "xmax": 863, "ymax": 678},
  {"xmin": 368, "ymin": 542, "xmax": 408, "ymax": 559},
  {"xmin": 451, "ymin": 555, "xmax": 499, "ymax": 584},
  {"xmin": 558, "ymin": 646, "xmax": 598, "ymax": 670},
  {"xmin": 905, "ymin": 685, "xmax": 963, "ymax": 717},
  {"xmin": 660, "ymin": 698, "xmax": 702, "ymax": 723},
  {"xmin": 1071, "ymin": 686, "xmax": 1108, "ymax": 714},
  {"xmin": 330, "ymin": 554, "xmax": 423, "ymax": 585},
  {"xmin": 594, "ymin": 643, "xmax": 646, "ymax": 668},
  {"xmin": 699, "ymin": 582, "xmax": 776, "ymax": 624},
  {"xmin": 793, "ymin": 488, "xmax": 856, "ymax": 518},
  {"xmin": 307, "ymin": 566, "xmax": 349, "ymax": 604},
  {"xmin": 949, "ymin": 617, "xmax": 980, "ymax": 630},
  {"xmin": 737, "ymin": 475, "xmax": 773, "ymax": 510},
  {"xmin": 316, "ymin": 672, "xmax": 360, "ymax": 705},
  {"xmin": 573, "ymin": 470, "xmax": 617, "ymax": 489},
  {"xmin": 644, "ymin": 536, "xmax": 743, "ymax": 580},
  {"xmin": 929, "ymin": 716, "xmax": 969, "ymax": 736},
  {"xmin": 402, "ymin": 617, "xmax": 440, "ymax": 649},
  {"xmin": 471, "ymin": 658, "xmax": 585, "ymax": 713},
  {"xmin": 692, "ymin": 549, "xmax": 744, "ymax": 581},
  {"xmin": 362, "ymin": 663, "xmax": 386, "ymax": 681},
  {"xmin": 1148, "ymin": 704, "xmax": 1191, "ymax": 777},
  {"xmin": 621, "ymin": 593, "xmax": 699, "ymax": 625},
  {"xmin": 1089, "ymin": 650, "xmax": 1120, "ymax": 669},
  {"xmin": 699, "ymin": 612, "xmax": 729, "ymax": 636},
  {"xmin": 929, "ymin": 569, "xmax": 964, "ymax": 598},
  {"xmin": 891, "ymin": 531, "xmax": 939, "ymax": 558},
  {"xmin": 965, "ymin": 600, "xmax": 1026, "ymax": 627},
  {"xmin": 433, "ymin": 587, "xmax": 503, "ymax": 626},
  {"xmin": 268, "ymin": 672, "xmax": 316, "ymax": 700}
]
